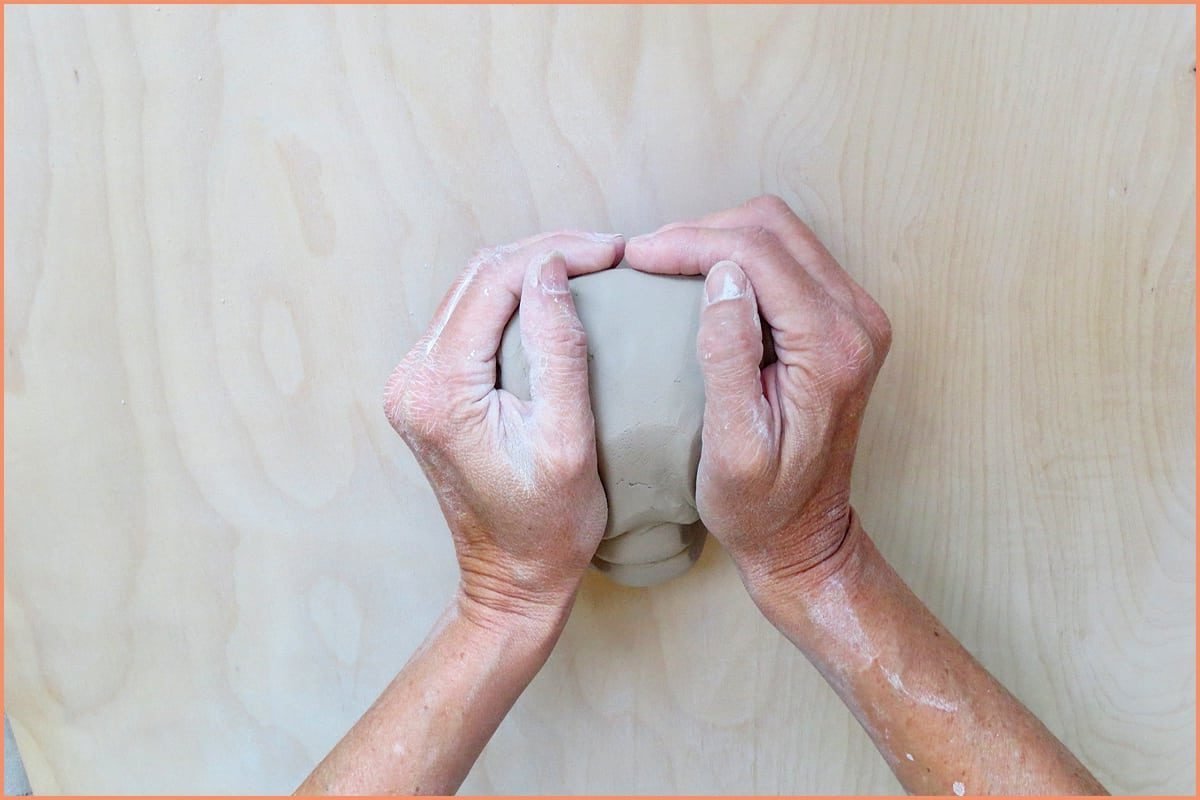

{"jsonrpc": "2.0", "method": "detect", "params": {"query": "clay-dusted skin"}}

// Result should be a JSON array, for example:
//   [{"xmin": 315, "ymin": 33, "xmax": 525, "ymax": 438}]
[{"xmin": 497, "ymin": 269, "xmax": 707, "ymax": 587}]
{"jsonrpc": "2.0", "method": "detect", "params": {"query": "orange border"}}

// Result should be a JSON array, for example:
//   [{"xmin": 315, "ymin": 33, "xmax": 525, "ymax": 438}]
[
  {"xmin": 0, "ymin": 2, "xmax": 1196, "ymax": 799},
  {"xmin": 0, "ymin": 0, "xmax": 1194, "ymax": 3}
]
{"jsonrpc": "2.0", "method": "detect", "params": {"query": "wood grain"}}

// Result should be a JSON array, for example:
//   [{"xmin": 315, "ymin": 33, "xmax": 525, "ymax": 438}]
[{"xmin": 4, "ymin": 5, "xmax": 1194, "ymax": 794}]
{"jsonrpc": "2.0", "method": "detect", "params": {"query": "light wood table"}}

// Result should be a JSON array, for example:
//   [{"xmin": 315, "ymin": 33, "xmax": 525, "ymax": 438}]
[{"xmin": 5, "ymin": 5, "xmax": 1194, "ymax": 793}]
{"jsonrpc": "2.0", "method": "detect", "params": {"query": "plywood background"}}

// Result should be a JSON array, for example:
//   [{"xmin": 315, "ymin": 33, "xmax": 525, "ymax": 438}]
[{"xmin": 4, "ymin": 5, "xmax": 1194, "ymax": 794}]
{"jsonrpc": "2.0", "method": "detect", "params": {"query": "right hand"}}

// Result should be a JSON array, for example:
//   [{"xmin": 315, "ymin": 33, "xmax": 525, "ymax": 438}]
[{"xmin": 624, "ymin": 195, "xmax": 891, "ymax": 600}]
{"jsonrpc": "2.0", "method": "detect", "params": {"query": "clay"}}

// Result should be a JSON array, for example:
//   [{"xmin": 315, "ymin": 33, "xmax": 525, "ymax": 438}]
[
  {"xmin": 594, "ymin": 528, "xmax": 707, "ymax": 588},
  {"xmin": 595, "ymin": 522, "xmax": 699, "ymax": 565},
  {"xmin": 498, "ymin": 269, "xmax": 707, "ymax": 587}
]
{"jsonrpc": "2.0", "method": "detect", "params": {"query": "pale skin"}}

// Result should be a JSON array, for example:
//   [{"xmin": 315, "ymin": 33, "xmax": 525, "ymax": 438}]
[{"xmin": 296, "ymin": 197, "xmax": 1107, "ymax": 796}]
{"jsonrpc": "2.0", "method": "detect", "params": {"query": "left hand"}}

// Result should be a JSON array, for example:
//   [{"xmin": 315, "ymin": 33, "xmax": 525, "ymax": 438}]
[{"xmin": 384, "ymin": 231, "xmax": 624, "ymax": 630}]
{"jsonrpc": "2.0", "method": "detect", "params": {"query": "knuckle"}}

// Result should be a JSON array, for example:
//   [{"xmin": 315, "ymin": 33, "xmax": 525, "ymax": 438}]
[
  {"xmin": 544, "ymin": 437, "xmax": 594, "ymax": 479},
  {"xmin": 467, "ymin": 246, "xmax": 494, "ymax": 269},
  {"xmin": 735, "ymin": 225, "xmax": 783, "ymax": 262},
  {"xmin": 871, "ymin": 304, "xmax": 893, "ymax": 358},
  {"xmin": 745, "ymin": 224, "xmax": 776, "ymax": 245},
  {"xmin": 545, "ymin": 315, "xmax": 589, "ymax": 359},
  {"xmin": 467, "ymin": 244, "xmax": 509, "ymax": 274},
  {"xmin": 826, "ymin": 319, "xmax": 876, "ymax": 388},
  {"xmin": 382, "ymin": 355, "xmax": 448, "ymax": 446},
  {"xmin": 747, "ymin": 194, "xmax": 826, "ymax": 255},
  {"xmin": 382, "ymin": 360, "xmax": 415, "ymax": 430},
  {"xmin": 746, "ymin": 193, "xmax": 795, "ymax": 220},
  {"xmin": 531, "ymin": 327, "xmax": 590, "ymax": 386},
  {"xmin": 542, "ymin": 228, "xmax": 588, "ymax": 241},
  {"xmin": 698, "ymin": 317, "xmax": 760, "ymax": 371}
]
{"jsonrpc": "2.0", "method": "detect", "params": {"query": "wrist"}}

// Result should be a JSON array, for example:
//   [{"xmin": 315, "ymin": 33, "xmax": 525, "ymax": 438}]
[
  {"xmin": 456, "ymin": 546, "xmax": 583, "ymax": 620},
  {"xmin": 453, "ymin": 582, "xmax": 574, "ymax": 652},
  {"xmin": 737, "ymin": 507, "xmax": 871, "ymax": 623}
]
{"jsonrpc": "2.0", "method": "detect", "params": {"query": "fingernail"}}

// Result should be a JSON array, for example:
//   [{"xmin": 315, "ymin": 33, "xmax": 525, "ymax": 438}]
[
  {"xmin": 537, "ymin": 250, "xmax": 568, "ymax": 292},
  {"xmin": 627, "ymin": 233, "xmax": 651, "ymax": 246},
  {"xmin": 706, "ymin": 260, "xmax": 748, "ymax": 304}
]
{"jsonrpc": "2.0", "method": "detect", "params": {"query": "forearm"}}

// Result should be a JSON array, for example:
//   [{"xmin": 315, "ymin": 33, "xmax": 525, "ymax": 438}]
[
  {"xmin": 749, "ymin": 512, "xmax": 1106, "ymax": 796},
  {"xmin": 296, "ymin": 592, "xmax": 568, "ymax": 795}
]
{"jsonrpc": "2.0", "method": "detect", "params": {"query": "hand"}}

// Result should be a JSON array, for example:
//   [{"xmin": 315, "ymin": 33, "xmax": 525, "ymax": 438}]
[
  {"xmin": 384, "ymin": 232, "xmax": 624, "ymax": 629},
  {"xmin": 624, "ymin": 195, "xmax": 891, "ymax": 599}
]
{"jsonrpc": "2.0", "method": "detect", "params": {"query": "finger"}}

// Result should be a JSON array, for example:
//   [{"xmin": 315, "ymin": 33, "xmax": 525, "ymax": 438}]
[
  {"xmin": 644, "ymin": 197, "xmax": 809, "ymax": 240},
  {"xmin": 429, "ymin": 228, "xmax": 613, "ymax": 331},
  {"xmin": 643, "ymin": 202, "xmax": 766, "ymax": 235},
  {"xmin": 420, "ymin": 232, "xmax": 623, "ymax": 370},
  {"xmin": 697, "ymin": 261, "xmax": 774, "ymax": 463},
  {"xmin": 625, "ymin": 225, "xmax": 826, "ymax": 332},
  {"xmin": 648, "ymin": 195, "xmax": 863, "ymax": 312},
  {"xmin": 519, "ymin": 251, "xmax": 597, "ymax": 442}
]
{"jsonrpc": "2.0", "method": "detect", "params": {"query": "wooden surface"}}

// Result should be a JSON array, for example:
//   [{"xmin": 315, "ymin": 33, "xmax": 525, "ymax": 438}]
[{"xmin": 4, "ymin": 5, "xmax": 1194, "ymax": 794}]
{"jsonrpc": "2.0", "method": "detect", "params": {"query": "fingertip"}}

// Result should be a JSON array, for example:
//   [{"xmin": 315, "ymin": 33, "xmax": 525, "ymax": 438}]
[
  {"xmin": 705, "ymin": 260, "xmax": 749, "ymax": 305},
  {"xmin": 625, "ymin": 232, "xmax": 656, "ymax": 255},
  {"xmin": 697, "ymin": 260, "xmax": 764, "ymax": 399},
  {"xmin": 622, "ymin": 231, "xmax": 672, "ymax": 274},
  {"xmin": 579, "ymin": 231, "xmax": 625, "ymax": 267},
  {"xmin": 611, "ymin": 234, "xmax": 627, "ymax": 266},
  {"xmin": 527, "ymin": 249, "xmax": 569, "ymax": 294}
]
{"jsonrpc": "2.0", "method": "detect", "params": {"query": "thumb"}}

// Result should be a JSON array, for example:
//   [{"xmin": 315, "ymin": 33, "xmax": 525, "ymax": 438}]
[
  {"xmin": 698, "ymin": 261, "xmax": 771, "ymax": 455},
  {"xmin": 519, "ymin": 250, "xmax": 595, "ymax": 438}
]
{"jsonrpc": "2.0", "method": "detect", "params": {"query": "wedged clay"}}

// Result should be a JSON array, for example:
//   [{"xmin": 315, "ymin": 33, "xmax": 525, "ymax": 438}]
[
  {"xmin": 498, "ymin": 269, "xmax": 707, "ymax": 587},
  {"xmin": 595, "ymin": 522, "xmax": 699, "ymax": 565}
]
